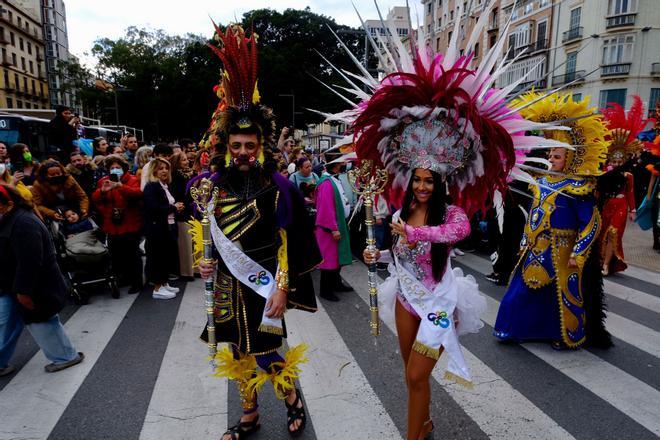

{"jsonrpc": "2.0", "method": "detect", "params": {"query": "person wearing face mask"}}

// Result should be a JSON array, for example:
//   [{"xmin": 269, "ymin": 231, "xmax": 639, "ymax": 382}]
[
  {"xmin": 0, "ymin": 162, "xmax": 32, "ymax": 202},
  {"xmin": 0, "ymin": 184, "xmax": 84, "ymax": 376},
  {"xmin": 8, "ymin": 143, "xmax": 37, "ymax": 187},
  {"xmin": 31, "ymin": 160, "xmax": 89, "ymax": 222},
  {"xmin": 314, "ymin": 159, "xmax": 353, "ymax": 302},
  {"xmin": 92, "ymin": 155, "xmax": 144, "ymax": 294}
]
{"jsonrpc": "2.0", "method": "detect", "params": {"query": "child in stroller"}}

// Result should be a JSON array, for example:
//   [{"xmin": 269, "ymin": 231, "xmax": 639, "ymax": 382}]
[{"xmin": 52, "ymin": 208, "xmax": 120, "ymax": 303}]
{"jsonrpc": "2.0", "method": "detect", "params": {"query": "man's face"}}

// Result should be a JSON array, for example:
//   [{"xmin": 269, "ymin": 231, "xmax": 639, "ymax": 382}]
[
  {"xmin": 272, "ymin": 151, "xmax": 282, "ymax": 162},
  {"xmin": 70, "ymin": 154, "xmax": 85, "ymax": 169},
  {"xmin": 126, "ymin": 136, "xmax": 138, "ymax": 152},
  {"xmin": 228, "ymin": 133, "xmax": 261, "ymax": 172},
  {"xmin": 549, "ymin": 148, "xmax": 567, "ymax": 172},
  {"xmin": 98, "ymin": 139, "xmax": 109, "ymax": 153},
  {"xmin": 284, "ymin": 141, "xmax": 294, "ymax": 153}
]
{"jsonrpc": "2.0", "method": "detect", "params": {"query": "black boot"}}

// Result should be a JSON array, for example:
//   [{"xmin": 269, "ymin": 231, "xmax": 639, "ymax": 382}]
[
  {"xmin": 319, "ymin": 270, "xmax": 340, "ymax": 302},
  {"xmin": 334, "ymin": 269, "xmax": 353, "ymax": 293}
]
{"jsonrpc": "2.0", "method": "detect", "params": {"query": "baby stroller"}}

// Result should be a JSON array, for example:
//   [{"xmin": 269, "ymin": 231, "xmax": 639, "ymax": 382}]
[{"xmin": 50, "ymin": 218, "xmax": 120, "ymax": 304}]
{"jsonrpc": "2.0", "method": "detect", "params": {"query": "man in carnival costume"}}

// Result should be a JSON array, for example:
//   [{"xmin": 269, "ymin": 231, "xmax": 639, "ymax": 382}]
[
  {"xmin": 195, "ymin": 24, "xmax": 321, "ymax": 439},
  {"xmin": 598, "ymin": 96, "xmax": 653, "ymax": 275},
  {"xmin": 318, "ymin": 2, "xmax": 583, "ymax": 437},
  {"xmin": 494, "ymin": 92, "xmax": 613, "ymax": 349}
]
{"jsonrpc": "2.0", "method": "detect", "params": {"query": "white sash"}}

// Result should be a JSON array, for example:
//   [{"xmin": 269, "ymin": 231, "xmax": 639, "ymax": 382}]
[
  {"xmin": 393, "ymin": 251, "xmax": 472, "ymax": 385},
  {"xmin": 208, "ymin": 206, "xmax": 282, "ymax": 334}
]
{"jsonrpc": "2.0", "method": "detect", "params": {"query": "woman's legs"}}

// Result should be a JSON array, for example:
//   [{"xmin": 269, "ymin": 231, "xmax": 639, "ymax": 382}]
[
  {"xmin": 0, "ymin": 295, "xmax": 24, "ymax": 369},
  {"xmin": 395, "ymin": 299, "xmax": 439, "ymax": 439}
]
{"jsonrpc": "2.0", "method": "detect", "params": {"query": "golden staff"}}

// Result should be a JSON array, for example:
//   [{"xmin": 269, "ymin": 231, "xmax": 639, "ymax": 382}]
[
  {"xmin": 348, "ymin": 160, "xmax": 389, "ymax": 336},
  {"xmin": 190, "ymin": 178, "xmax": 219, "ymax": 367}
]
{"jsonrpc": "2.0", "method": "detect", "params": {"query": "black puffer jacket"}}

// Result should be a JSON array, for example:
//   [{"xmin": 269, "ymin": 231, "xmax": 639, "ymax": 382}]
[{"xmin": 0, "ymin": 208, "xmax": 68, "ymax": 323}]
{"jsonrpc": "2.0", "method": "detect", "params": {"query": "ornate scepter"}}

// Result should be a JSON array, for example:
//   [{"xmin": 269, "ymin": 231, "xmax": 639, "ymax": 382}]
[
  {"xmin": 348, "ymin": 160, "xmax": 389, "ymax": 336},
  {"xmin": 190, "ymin": 178, "xmax": 219, "ymax": 367}
]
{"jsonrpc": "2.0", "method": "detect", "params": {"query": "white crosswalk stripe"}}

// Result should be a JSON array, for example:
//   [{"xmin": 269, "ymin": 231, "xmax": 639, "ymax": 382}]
[{"xmin": 1, "ymin": 255, "xmax": 658, "ymax": 440}]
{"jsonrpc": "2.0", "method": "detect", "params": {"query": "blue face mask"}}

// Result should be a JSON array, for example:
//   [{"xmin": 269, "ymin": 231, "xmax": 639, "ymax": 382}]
[{"xmin": 109, "ymin": 168, "xmax": 124, "ymax": 178}]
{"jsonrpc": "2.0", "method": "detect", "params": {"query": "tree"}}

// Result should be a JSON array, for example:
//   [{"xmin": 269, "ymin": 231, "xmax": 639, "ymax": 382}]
[{"xmin": 80, "ymin": 8, "xmax": 367, "ymax": 140}]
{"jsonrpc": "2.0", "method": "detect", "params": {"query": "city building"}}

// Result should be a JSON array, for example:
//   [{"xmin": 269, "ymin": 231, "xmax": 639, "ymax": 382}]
[
  {"xmin": 303, "ymin": 122, "xmax": 348, "ymax": 152},
  {"xmin": 551, "ymin": 0, "xmax": 660, "ymax": 110},
  {"xmin": 0, "ymin": 0, "xmax": 50, "ymax": 109},
  {"xmin": 422, "ymin": 0, "xmax": 660, "ymax": 111},
  {"xmin": 365, "ymin": 6, "xmax": 411, "ymax": 49},
  {"xmin": 39, "ymin": 0, "xmax": 75, "ymax": 108}
]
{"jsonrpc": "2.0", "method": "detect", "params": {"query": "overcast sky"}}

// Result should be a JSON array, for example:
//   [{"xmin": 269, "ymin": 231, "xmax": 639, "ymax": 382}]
[{"xmin": 65, "ymin": 0, "xmax": 419, "ymax": 65}]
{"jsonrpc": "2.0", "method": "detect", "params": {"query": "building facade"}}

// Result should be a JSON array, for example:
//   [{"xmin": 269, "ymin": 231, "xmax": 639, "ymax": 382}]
[
  {"xmin": 0, "ymin": 0, "xmax": 50, "ymax": 110},
  {"xmin": 551, "ymin": 0, "xmax": 660, "ymax": 111},
  {"xmin": 40, "ymin": 0, "xmax": 74, "ymax": 108},
  {"xmin": 422, "ymin": 0, "xmax": 660, "ymax": 111}
]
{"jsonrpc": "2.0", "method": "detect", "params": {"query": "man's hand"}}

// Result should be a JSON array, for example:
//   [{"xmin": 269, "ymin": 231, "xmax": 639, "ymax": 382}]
[
  {"xmin": 265, "ymin": 289, "xmax": 287, "ymax": 318},
  {"xmin": 568, "ymin": 257, "xmax": 578, "ymax": 269},
  {"xmin": 17, "ymin": 294, "xmax": 35, "ymax": 310},
  {"xmin": 332, "ymin": 230, "xmax": 341, "ymax": 242},
  {"xmin": 199, "ymin": 259, "xmax": 217, "ymax": 280}
]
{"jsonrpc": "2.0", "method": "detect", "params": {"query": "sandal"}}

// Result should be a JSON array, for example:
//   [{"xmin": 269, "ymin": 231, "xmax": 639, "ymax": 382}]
[
  {"xmin": 285, "ymin": 388, "xmax": 307, "ymax": 437},
  {"xmin": 222, "ymin": 414, "xmax": 260, "ymax": 440},
  {"xmin": 420, "ymin": 419, "xmax": 434, "ymax": 440}
]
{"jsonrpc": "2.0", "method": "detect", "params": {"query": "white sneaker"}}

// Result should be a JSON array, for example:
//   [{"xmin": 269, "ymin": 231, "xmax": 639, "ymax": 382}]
[
  {"xmin": 454, "ymin": 248, "xmax": 465, "ymax": 256},
  {"xmin": 153, "ymin": 287, "xmax": 176, "ymax": 300},
  {"xmin": 163, "ymin": 284, "xmax": 180, "ymax": 294}
]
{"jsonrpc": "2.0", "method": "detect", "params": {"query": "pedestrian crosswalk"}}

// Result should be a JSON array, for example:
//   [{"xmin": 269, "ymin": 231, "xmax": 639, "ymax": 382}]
[{"xmin": 1, "ymin": 252, "xmax": 658, "ymax": 440}]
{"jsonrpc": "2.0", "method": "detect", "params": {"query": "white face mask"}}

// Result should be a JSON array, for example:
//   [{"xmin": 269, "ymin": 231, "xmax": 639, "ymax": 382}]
[{"xmin": 0, "ymin": 163, "xmax": 6, "ymax": 175}]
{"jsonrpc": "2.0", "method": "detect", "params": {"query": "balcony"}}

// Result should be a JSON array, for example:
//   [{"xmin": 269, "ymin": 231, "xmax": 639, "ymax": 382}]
[
  {"xmin": 606, "ymin": 13, "xmax": 636, "ymax": 29},
  {"xmin": 1, "ymin": 56, "xmax": 12, "ymax": 67},
  {"xmin": 652, "ymin": 63, "xmax": 660, "ymax": 76},
  {"xmin": 512, "ymin": 78, "xmax": 548, "ymax": 94},
  {"xmin": 507, "ymin": 39, "xmax": 550, "ymax": 60},
  {"xmin": 601, "ymin": 62, "xmax": 631, "ymax": 77},
  {"xmin": 2, "ymin": 84, "xmax": 15, "ymax": 92},
  {"xmin": 562, "ymin": 27, "xmax": 583, "ymax": 44},
  {"xmin": 0, "ymin": 35, "xmax": 9, "ymax": 44},
  {"xmin": 488, "ymin": 19, "xmax": 499, "ymax": 32},
  {"xmin": 552, "ymin": 70, "xmax": 586, "ymax": 86}
]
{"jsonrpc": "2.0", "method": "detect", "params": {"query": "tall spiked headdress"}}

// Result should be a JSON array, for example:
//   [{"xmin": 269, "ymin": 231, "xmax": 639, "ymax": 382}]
[
  {"xmin": 319, "ymin": 1, "xmax": 580, "ymax": 215},
  {"xmin": 200, "ymin": 24, "xmax": 275, "ymax": 152},
  {"xmin": 602, "ymin": 95, "xmax": 652, "ymax": 162}
]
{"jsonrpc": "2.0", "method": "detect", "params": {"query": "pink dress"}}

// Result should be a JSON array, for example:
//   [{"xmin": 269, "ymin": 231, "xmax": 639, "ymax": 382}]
[{"xmin": 393, "ymin": 205, "xmax": 471, "ymax": 318}]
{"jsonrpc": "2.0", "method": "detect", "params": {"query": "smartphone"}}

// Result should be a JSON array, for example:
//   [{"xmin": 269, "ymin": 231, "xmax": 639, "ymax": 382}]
[{"xmin": 109, "ymin": 174, "xmax": 119, "ymax": 183}]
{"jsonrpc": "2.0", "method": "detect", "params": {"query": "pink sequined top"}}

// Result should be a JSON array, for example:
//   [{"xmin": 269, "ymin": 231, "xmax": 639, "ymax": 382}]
[{"xmin": 393, "ymin": 205, "xmax": 470, "ymax": 290}]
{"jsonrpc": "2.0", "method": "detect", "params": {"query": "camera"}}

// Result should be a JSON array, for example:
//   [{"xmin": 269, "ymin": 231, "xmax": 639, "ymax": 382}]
[{"xmin": 109, "ymin": 173, "xmax": 119, "ymax": 183}]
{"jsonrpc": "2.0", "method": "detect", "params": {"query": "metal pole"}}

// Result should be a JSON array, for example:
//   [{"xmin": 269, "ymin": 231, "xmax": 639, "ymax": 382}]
[{"xmin": 113, "ymin": 89, "xmax": 119, "ymax": 129}]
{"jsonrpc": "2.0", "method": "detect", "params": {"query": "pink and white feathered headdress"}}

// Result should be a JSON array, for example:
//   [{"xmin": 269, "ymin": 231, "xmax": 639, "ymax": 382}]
[{"xmin": 319, "ymin": 1, "xmax": 574, "ymax": 215}]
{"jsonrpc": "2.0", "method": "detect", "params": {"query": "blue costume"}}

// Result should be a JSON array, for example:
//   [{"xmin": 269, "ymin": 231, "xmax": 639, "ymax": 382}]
[{"xmin": 494, "ymin": 175, "xmax": 601, "ymax": 348}]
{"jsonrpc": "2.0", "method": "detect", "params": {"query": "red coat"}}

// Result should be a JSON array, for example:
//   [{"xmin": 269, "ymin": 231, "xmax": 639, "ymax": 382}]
[{"xmin": 92, "ymin": 174, "xmax": 143, "ymax": 235}]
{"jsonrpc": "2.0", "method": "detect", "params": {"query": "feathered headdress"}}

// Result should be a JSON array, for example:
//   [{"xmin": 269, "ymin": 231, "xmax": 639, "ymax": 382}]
[
  {"xmin": 199, "ymin": 24, "xmax": 275, "ymax": 152},
  {"xmin": 319, "ymin": 2, "xmax": 576, "ymax": 216},
  {"xmin": 602, "ymin": 96, "xmax": 652, "ymax": 162},
  {"xmin": 511, "ymin": 92, "xmax": 608, "ymax": 176}
]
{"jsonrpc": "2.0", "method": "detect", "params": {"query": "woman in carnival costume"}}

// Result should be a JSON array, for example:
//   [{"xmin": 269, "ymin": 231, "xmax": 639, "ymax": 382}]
[
  {"xmin": 193, "ymin": 24, "xmax": 321, "ymax": 439},
  {"xmin": 323, "ymin": 2, "xmax": 579, "ymax": 437},
  {"xmin": 494, "ymin": 92, "xmax": 612, "ymax": 350},
  {"xmin": 598, "ymin": 96, "xmax": 653, "ymax": 275}
]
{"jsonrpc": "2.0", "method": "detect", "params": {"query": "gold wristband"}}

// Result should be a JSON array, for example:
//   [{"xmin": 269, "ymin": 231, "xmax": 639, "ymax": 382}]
[{"xmin": 275, "ymin": 269, "xmax": 289, "ymax": 293}]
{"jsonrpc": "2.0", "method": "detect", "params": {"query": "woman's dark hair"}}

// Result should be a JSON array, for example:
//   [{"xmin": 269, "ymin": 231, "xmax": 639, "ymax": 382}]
[
  {"xmin": 295, "ymin": 157, "xmax": 310, "ymax": 170},
  {"xmin": 92, "ymin": 137, "xmax": 106, "ymax": 155},
  {"xmin": 36, "ymin": 160, "xmax": 67, "ymax": 182},
  {"xmin": 9, "ymin": 143, "xmax": 30, "ymax": 165},
  {"xmin": 399, "ymin": 169, "xmax": 449, "ymax": 282},
  {"xmin": 0, "ymin": 183, "xmax": 34, "ymax": 211}
]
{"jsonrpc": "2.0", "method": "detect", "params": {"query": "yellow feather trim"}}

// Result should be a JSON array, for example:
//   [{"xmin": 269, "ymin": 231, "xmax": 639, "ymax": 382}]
[
  {"xmin": 510, "ymin": 92, "xmax": 608, "ymax": 177},
  {"xmin": 443, "ymin": 371, "xmax": 474, "ymax": 389},
  {"xmin": 246, "ymin": 343, "xmax": 309, "ymax": 400},
  {"xmin": 213, "ymin": 346, "xmax": 257, "ymax": 383},
  {"xmin": 187, "ymin": 217, "xmax": 204, "ymax": 268}
]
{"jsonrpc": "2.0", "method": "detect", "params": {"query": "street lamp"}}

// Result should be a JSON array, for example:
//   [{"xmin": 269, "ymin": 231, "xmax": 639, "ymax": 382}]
[{"xmin": 278, "ymin": 93, "xmax": 295, "ymax": 129}]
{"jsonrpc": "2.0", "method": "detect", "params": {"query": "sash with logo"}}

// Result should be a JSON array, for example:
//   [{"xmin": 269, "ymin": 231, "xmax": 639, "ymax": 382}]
[
  {"xmin": 209, "ymin": 206, "xmax": 282, "ymax": 335},
  {"xmin": 393, "ymin": 251, "xmax": 473, "ymax": 386}
]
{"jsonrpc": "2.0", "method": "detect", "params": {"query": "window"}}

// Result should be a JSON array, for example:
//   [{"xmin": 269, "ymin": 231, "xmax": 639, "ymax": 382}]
[
  {"xmin": 11, "ymin": 53, "xmax": 16, "ymax": 66},
  {"xmin": 31, "ymin": 79, "xmax": 35, "ymax": 93},
  {"xmin": 25, "ymin": 102, "xmax": 31, "ymax": 109},
  {"xmin": 21, "ymin": 57, "xmax": 25, "ymax": 71},
  {"xmin": 27, "ymin": 42, "xmax": 31, "ymax": 55},
  {"xmin": 474, "ymin": 42, "xmax": 480, "ymax": 58},
  {"xmin": 602, "ymin": 34, "xmax": 634, "ymax": 64},
  {"xmin": 448, "ymin": 31, "xmax": 453, "ymax": 44},
  {"xmin": 437, "ymin": 37, "xmax": 441, "ymax": 51},
  {"xmin": 450, "ymin": 10, "xmax": 454, "ymax": 21},
  {"xmin": 19, "ymin": 38, "xmax": 23, "ymax": 51},
  {"xmin": 438, "ymin": 17, "xmax": 442, "ymax": 27},
  {"xmin": 573, "ymin": 93, "xmax": 583, "ymax": 102},
  {"xmin": 537, "ymin": 21, "xmax": 547, "ymax": 47},
  {"xmin": 489, "ymin": 34, "xmax": 497, "ymax": 49},
  {"xmin": 599, "ymin": 89, "xmax": 627, "ymax": 109},
  {"xmin": 16, "ymin": 100, "xmax": 23, "ymax": 109},
  {"xmin": 29, "ymin": 60, "xmax": 33, "ymax": 74},
  {"xmin": 569, "ymin": 7, "xmax": 581, "ymax": 30},
  {"xmin": 428, "ymin": 1, "xmax": 433, "ymax": 15},
  {"xmin": 17, "ymin": 17, "xmax": 21, "ymax": 27},
  {"xmin": 608, "ymin": 0, "xmax": 637, "ymax": 15},
  {"xmin": 25, "ymin": 23, "xmax": 29, "ymax": 32},
  {"xmin": 10, "ymin": 32, "xmax": 14, "ymax": 45},
  {"xmin": 566, "ymin": 52, "xmax": 577, "ymax": 73},
  {"xmin": 650, "ymin": 89, "xmax": 660, "ymax": 110},
  {"xmin": 540, "ymin": 0, "xmax": 549, "ymax": 6}
]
